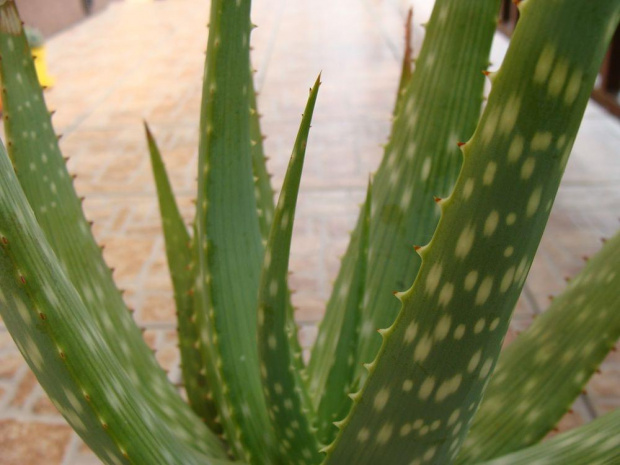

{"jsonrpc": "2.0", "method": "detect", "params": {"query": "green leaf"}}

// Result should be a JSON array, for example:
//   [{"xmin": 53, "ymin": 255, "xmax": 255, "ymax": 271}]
[
  {"xmin": 249, "ymin": 69, "xmax": 275, "ymax": 242},
  {"xmin": 478, "ymin": 410, "xmax": 620, "ymax": 465},
  {"xmin": 145, "ymin": 123, "xmax": 222, "ymax": 434},
  {"xmin": 0, "ymin": 140, "xmax": 230, "ymax": 465},
  {"xmin": 0, "ymin": 2, "xmax": 225, "ymax": 458},
  {"xmin": 322, "ymin": 0, "xmax": 620, "ymax": 463},
  {"xmin": 315, "ymin": 179, "xmax": 372, "ymax": 445},
  {"xmin": 192, "ymin": 0, "xmax": 277, "ymax": 461},
  {"xmin": 249, "ymin": 68, "xmax": 307, "ymax": 387},
  {"xmin": 458, "ymin": 231, "xmax": 620, "ymax": 463},
  {"xmin": 308, "ymin": 0, "xmax": 501, "ymax": 407},
  {"xmin": 258, "ymin": 75, "xmax": 322, "ymax": 464}
]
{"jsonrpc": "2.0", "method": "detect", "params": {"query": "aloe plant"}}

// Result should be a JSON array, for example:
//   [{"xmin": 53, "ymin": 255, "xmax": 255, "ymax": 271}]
[{"xmin": 0, "ymin": 0, "xmax": 618, "ymax": 463}]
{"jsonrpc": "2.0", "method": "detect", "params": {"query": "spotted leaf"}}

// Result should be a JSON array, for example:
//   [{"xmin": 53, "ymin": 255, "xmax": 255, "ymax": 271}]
[{"xmin": 323, "ymin": 0, "xmax": 620, "ymax": 463}]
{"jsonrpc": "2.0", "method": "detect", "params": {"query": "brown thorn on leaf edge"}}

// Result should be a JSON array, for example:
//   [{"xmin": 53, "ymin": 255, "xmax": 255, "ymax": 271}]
[{"xmin": 403, "ymin": 7, "xmax": 413, "ymax": 66}]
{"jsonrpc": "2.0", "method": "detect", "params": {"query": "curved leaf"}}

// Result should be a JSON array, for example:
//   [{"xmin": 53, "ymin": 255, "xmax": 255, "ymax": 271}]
[
  {"xmin": 192, "ymin": 0, "xmax": 277, "ymax": 461},
  {"xmin": 459, "ymin": 231, "xmax": 620, "ymax": 463},
  {"xmin": 308, "ymin": 0, "xmax": 501, "ymax": 409},
  {"xmin": 0, "ymin": 140, "xmax": 229, "ymax": 465},
  {"xmin": 258, "ymin": 76, "xmax": 322, "ymax": 464},
  {"xmin": 0, "ymin": 1, "xmax": 225, "ymax": 457},
  {"xmin": 145, "ymin": 124, "xmax": 221, "ymax": 434},
  {"xmin": 478, "ymin": 410, "xmax": 620, "ymax": 465},
  {"xmin": 323, "ymin": 0, "xmax": 620, "ymax": 463}
]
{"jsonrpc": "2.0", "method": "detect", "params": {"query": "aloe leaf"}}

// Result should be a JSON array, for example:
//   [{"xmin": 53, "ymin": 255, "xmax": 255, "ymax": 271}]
[
  {"xmin": 478, "ymin": 410, "xmax": 620, "ymax": 465},
  {"xmin": 307, "ymin": 0, "xmax": 500, "ymax": 422},
  {"xmin": 249, "ymin": 69, "xmax": 307, "ymax": 383},
  {"xmin": 249, "ymin": 70, "xmax": 275, "ymax": 242},
  {"xmin": 145, "ymin": 123, "xmax": 221, "ymax": 434},
  {"xmin": 323, "ymin": 0, "xmax": 620, "ymax": 463},
  {"xmin": 0, "ymin": 140, "xmax": 232, "ymax": 465},
  {"xmin": 0, "ymin": 2, "xmax": 226, "ymax": 457},
  {"xmin": 352, "ymin": 0, "xmax": 502, "ymax": 387},
  {"xmin": 311, "ymin": 15, "xmax": 412, "ymax": 437},
  {"xmin": 192, "ymin": 0, "xmax": 278, "ymax": 461},
  {"xmin": 258, "ymin": 76, "xmax": 322, "ymax": 464},
  {"xmin": 458, "ymin": 231, "xmax": 620, "ymax": 463},
  {"xmin": 314, "ymin": 180, "xmax": 372, "ymax": 445}
]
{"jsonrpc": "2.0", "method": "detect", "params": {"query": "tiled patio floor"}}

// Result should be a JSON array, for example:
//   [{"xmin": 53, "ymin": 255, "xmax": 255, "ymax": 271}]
[{"xmin": 0, "ymin": 0, "xmax": 619, "ymax": 463}]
